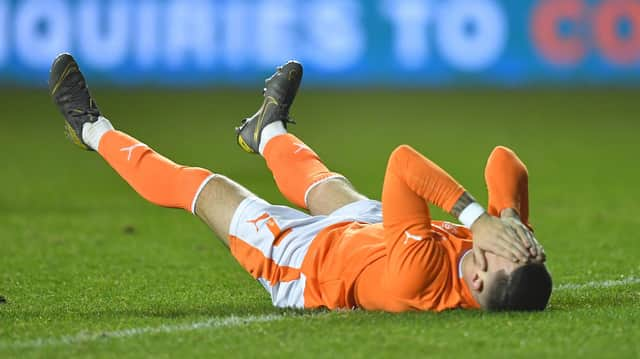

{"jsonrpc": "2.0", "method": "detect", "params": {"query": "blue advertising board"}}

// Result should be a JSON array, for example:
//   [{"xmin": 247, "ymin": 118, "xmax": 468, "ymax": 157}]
[{"xmin": 0, "ymin": 0, "xmax": 639, "ymax": 86}]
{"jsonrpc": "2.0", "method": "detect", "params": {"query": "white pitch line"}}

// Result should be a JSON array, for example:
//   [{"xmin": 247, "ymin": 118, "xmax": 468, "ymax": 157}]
[
  {"xmin": 554, "ymin": 276, "xmax": 640, "ymax": 291},
  {"xmin": 2, "ymin": 276, "xmax": 639, "ymax": 350},
  {"xmin": 0, "ymin": 313, "xmax": 292, "ymax": 350}
]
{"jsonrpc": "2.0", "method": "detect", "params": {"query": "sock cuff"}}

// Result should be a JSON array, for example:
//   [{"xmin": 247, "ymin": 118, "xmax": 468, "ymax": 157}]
[
  {"xmin": 259, "ymin": 121, "xmax": 288, "ymax": 155},
  {"xmin": 82, "ymin": 116, "xmax": 114, "ymax": 151}
]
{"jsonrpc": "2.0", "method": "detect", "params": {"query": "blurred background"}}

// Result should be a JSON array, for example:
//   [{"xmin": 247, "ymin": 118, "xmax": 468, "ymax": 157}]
[{"xmin": 1, "ymin": 0, "xmax": 640, "ymax": 86}]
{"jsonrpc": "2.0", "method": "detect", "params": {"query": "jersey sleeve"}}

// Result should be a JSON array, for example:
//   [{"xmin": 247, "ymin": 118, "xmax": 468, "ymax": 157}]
[
  {"xmin": 484, "ymin": 146, "xmax": 530, "ymax": 226},
  {"xmin": 382, "ymin": 145, "xmax": 466, "ymax": 229},
  {"xmin": 375, "ymin": 145, "xmax": 466, "ymax": 304}
]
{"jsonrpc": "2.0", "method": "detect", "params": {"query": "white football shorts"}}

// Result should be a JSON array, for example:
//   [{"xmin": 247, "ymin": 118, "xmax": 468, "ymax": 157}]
[{"xmin": 227, "ymin": 197, "xmax": 382, "ymax": 308}]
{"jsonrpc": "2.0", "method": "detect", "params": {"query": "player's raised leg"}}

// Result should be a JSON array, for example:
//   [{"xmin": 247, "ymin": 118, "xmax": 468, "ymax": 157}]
[
  {"xmin": 235, "ymin": 61, "xmax": 367, "ymax": 215},
  {"xmin": 48, "ymin": 53, "xmax": 254, "ymax": 245}
]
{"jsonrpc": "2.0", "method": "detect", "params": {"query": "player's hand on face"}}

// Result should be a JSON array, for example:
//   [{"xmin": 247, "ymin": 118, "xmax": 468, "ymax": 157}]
[
  {"xmin": 470, "ymin": 212, "xmax": 530, "ymax": 269},
  {"xmin": 500, "ymin": 208, "xmax": 546, "ymax": 263}
]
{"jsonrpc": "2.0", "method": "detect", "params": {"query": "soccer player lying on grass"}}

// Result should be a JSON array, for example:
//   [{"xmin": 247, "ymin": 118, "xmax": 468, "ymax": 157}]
[{"xmin": 49, "ymin": 54, "xmax": 551, "ymax": 312}]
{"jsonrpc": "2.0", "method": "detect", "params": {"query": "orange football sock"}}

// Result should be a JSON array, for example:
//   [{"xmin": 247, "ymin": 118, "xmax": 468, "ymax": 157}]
[
  {"xmin": 484, "ymin": 146, "xmax": 530, "ymax": 225},
  {"xmin": 97, "ymin": 130, "xmax": 214, "ymax": 213},
  {"xmin": 262, "ymin": 134, "xmax": 343, "ymax": 209}
]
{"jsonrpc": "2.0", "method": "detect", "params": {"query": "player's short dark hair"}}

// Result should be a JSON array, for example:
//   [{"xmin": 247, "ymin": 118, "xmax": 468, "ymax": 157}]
[{"xmin": 485, "ymin": 263, "xmax": 552, "ymax": 311}]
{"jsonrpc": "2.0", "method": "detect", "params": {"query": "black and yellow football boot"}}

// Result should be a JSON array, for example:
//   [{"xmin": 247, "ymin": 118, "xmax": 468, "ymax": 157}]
[
  {"xmin": 235, "ymin": 60, "xmax": 303, "ymax": 154},
  {"xmin": 48, "ymin": 53, "xmax": 101, "ymax": 150}
]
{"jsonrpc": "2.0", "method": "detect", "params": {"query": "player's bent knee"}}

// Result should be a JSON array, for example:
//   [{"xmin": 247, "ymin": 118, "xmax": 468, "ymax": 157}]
[
  {"xmin": 194, "ymin": 174, "xmax": 257, "ymax": 244},
  {"xmin": 307, "ymin": 177, "xmax": 367, "ymax": 216}
]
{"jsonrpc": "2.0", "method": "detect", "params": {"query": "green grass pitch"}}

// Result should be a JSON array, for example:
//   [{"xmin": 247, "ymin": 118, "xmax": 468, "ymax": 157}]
[{"xmin": 0, "ymin": 89, "xmax": 638, "ymax": 358}]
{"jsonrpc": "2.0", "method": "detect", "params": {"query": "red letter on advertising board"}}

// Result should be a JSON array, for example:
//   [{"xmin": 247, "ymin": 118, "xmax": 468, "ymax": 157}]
[
  {"xmin": 594, "ymin": 0, "xmax": 640, "ymax": 65},
  {"xmin": 532, "ymin": 0, "xmax": 586, "ymax": 65}
]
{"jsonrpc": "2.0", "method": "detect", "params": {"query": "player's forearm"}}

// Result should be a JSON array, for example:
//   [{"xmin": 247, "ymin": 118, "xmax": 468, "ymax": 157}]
[
  {"xmin": 386, "ymin": 145, "xmax": 488, "ymax": 228},
  {"xmin": 397, "ymin": 146, "xmax": 487, "ymax": 228},
  {"xmin": 485, "ymin": 146, "xmax": 529, "ymax": 215},
  {"xmin": 392, "ymin": 145, "xmax": 466, "ymax": 212}
]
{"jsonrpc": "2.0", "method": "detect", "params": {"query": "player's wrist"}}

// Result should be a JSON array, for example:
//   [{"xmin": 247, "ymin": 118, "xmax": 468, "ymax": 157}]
[
  {"xmin": 500, "ymin": 207, "xmax": 520, "ymax": 219},
  {"xmin": 451, "ymin": 191, "xmax": 487, "ymax": 228},
  {"xmin": 459, "ymin": 202, "xmax": 487, "ymax": 228},
  {"xmin": 451, "ymin": 192, "xmax": 475, "ymax": 217}
]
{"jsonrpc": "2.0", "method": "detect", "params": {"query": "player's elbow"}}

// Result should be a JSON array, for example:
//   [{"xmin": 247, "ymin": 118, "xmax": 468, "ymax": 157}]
[
  {"xmin": 488, "ymin": 146, "xmax": 528, "ymax": 173},
  {"xmin": 490, "ymin": 146, "xmax": 517, "ymax": 159},
  {"xmin": 391, "ymin": 145, "xmax": 416, "ymax": 158},
  {"xmin": 388, "ymin": 145, "xmax": 417, "ymax": 171}
]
